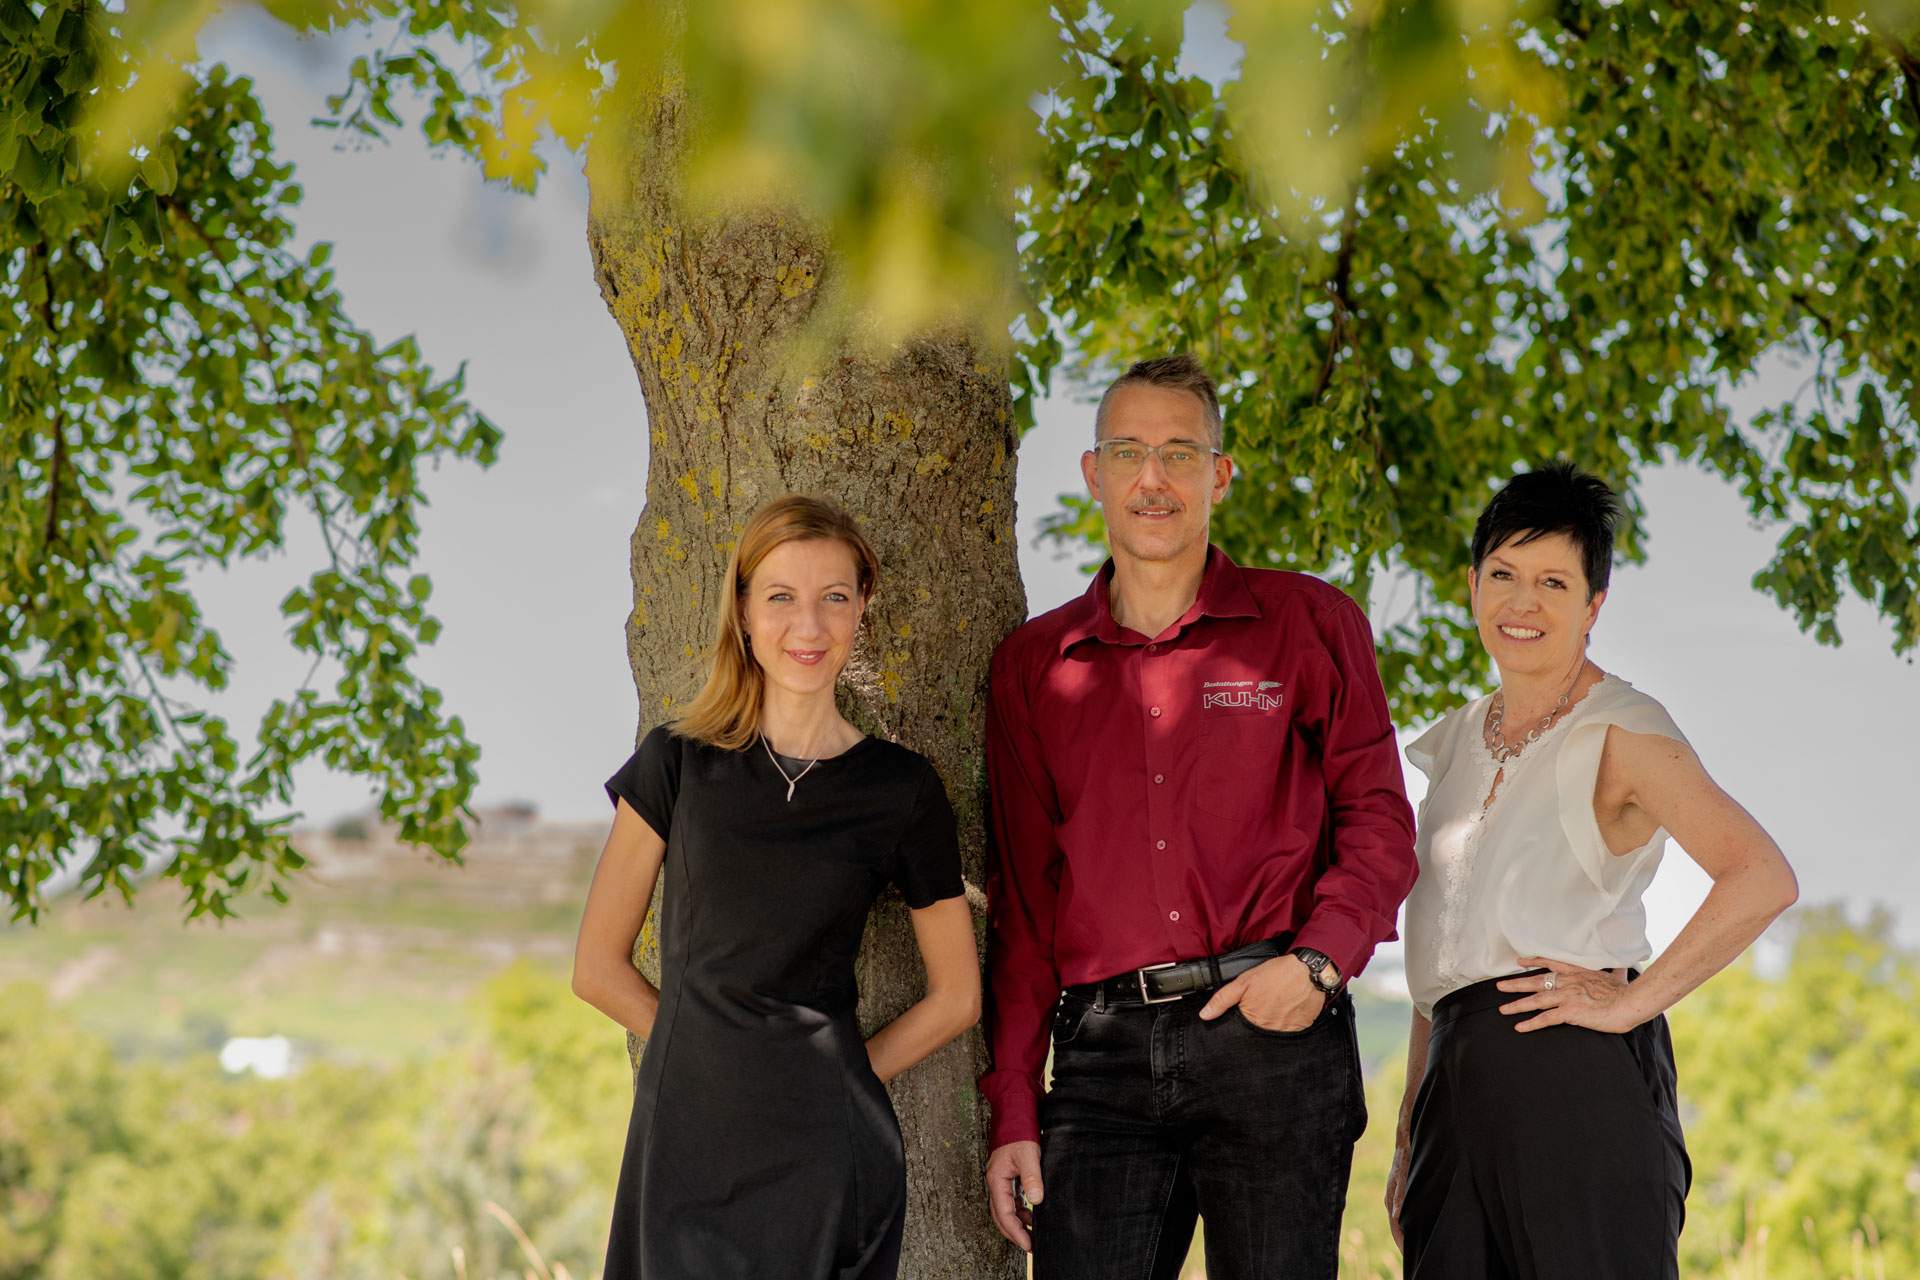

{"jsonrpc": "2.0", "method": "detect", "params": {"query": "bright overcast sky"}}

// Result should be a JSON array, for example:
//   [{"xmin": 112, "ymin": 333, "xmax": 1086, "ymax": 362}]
[{"xmin": 177, "ymin": 12, "xmax": 1920, "ymax": 957}]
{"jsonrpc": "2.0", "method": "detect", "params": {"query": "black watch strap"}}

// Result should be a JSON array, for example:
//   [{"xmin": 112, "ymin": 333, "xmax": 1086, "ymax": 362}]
[{"xmin": 1291, "ymin": 946, "xmax": 1343, "ymax": 994}]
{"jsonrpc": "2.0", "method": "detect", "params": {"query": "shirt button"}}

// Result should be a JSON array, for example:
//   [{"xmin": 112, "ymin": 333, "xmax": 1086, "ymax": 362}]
[
  {"xmin": 1154, "ymin": 773, "xmax": 1165, "ymax": 784},
  {"xmin": 1149, "ymin": 705, "xmax": 1162, "ymax": 718},
  {"xmin": 1155, "ymin": 839, "xmax": 1167, "ymax": 850},
  {"xmin": 1147, "ymin": 643, "xmax": 1158, "ymax": 653},
  {"xmin": 1169, "ymin": 910, "xmax": 1181, "ymax": 922}
]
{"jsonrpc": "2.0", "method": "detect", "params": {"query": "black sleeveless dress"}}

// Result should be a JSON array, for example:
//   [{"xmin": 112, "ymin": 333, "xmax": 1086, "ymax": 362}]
[{"xmin": 600, "ymin": 726, "xmax": 964, "ymax": 1280}]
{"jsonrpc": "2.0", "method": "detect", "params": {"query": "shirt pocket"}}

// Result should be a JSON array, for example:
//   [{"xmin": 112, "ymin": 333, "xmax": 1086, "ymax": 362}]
[{"xmin": 1193, "ymin": 710, "xmax": 1286, "ymax": 823}]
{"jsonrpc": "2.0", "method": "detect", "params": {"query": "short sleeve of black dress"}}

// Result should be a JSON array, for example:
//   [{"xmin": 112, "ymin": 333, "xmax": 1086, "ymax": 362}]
[
  {"xmin": 892, "ymin": 763, "xmax": 965, "ymax": 909},
  {"xmin": 605, "ymin": 725, "xmax": 680, "ymax": 842}
]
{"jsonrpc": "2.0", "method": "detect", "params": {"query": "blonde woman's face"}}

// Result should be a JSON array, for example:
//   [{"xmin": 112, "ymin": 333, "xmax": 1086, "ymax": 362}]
[{"xmin": 741, "ymin": 539, "xmax": 864, "ymax": 699}]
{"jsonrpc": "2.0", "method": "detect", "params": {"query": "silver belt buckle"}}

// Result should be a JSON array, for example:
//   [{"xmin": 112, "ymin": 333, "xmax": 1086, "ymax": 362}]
[{"xmin": 1137, "ymin": 961, "xmax": 1181, "ymax": 1004}]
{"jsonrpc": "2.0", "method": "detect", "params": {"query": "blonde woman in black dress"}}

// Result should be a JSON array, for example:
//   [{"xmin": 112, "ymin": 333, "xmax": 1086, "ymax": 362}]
[{"xmin": 571, "ymin": 495, "xmax": 980, "ymax": 1279}]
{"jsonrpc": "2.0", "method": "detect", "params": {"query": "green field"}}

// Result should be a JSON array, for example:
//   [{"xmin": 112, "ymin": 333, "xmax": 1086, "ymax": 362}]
[
  {"xmin": 0, "ymin": 852, "xmax": 595, "ymax": 1063},
  {"xmin": 2, "ymin": 872, "xmax": 1911, "ymax": 1279}
]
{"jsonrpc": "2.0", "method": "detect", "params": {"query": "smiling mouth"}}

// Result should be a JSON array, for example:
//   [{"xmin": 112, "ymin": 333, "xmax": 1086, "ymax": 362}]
[
  {"xmin": 1129, "ymin": 507, "xmax": 1180, "ymax": 519},
  {"xmin": 786, "ymin": 650, "xmax": 826, "ymax": 665},
  {"xmin": 1497, "ymin": 625, "xmax": 1544, "ymax": 641}
]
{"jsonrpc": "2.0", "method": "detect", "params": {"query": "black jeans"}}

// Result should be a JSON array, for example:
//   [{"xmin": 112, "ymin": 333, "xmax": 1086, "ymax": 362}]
[{"xmin": 1032, "ymin": 987, "xmax": 1367, "ymax": 1280}]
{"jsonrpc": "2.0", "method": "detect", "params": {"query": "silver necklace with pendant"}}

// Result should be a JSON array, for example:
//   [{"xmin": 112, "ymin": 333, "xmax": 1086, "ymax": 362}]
[
  {"xmin": 760, "ymin": 734, "xmax": 819, "ymax": 802},
  {"xmin": 1487, "ymin": 667, "xmax": 1583, "ymax": 764}
]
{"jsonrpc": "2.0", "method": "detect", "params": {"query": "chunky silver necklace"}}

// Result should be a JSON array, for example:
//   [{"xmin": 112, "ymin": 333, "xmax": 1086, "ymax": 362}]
[
  {"xmin": 759, "ymin": 734, "xmax": 818, "ymax": 802},
  {"xmin": 1487, "ymin": 669, "xmax": 1583, "ymax": 764}
]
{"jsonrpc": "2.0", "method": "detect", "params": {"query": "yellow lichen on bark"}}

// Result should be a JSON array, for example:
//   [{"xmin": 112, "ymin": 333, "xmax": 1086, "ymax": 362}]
[{"xmin": 776, "ymin": 262, "xmax": 817, "ymax": 298}]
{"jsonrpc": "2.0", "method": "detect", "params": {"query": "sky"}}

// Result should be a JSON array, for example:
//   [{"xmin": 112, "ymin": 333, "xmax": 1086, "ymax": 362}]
[{"xmin": 171, "ymin": 12, "xmax": 1920, "ymax": 962}]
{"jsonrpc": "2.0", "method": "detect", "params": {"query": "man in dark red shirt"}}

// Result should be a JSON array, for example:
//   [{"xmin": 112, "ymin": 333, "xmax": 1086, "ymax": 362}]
[{"xmin": 980, "ymin": 355, "xmax": 1418, "ymax": 1279}]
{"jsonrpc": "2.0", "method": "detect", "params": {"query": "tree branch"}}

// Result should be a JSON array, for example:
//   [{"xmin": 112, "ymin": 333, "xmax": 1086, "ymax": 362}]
[
  {"xmin": 33, "ymin": 242, "xmax": 66, "ymax": 552},
  {"xmin": 1788, "ymin": 288, "xmax": 1840, "ymax": 345},
  {"xmin": 158, "ymin": 194, "xmax": 350, "ymax": 577},
  {"xmin": 1311, "ymin": 197, "xmax": 1361, "ymax": 403}
]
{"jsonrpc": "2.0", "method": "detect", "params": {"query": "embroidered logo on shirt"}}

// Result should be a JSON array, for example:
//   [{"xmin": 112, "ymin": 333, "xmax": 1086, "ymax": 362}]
[{"xmin": 1200, "ymin": 679, "xmax": 1284, "ymax": 711}]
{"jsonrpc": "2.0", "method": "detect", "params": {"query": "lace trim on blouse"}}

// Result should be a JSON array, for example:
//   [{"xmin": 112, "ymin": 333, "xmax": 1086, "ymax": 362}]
[{"xmin": 1430, "ymin": 674, "xmax": 1623, "ymax": 996}]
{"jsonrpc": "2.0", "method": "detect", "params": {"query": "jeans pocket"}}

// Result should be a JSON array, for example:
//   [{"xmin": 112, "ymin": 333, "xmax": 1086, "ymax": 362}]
[
  {"xmin": 1231, "ymin": 996, "xmax": 1335, "ymax": 1039},
  {"xmin": 1052, "ymin": 993, "xmax": 1094, "ymax": 1047},
  {"xmin": 1343, "ymin": 1002, "xmax": 1368, "ymax": 1142}
]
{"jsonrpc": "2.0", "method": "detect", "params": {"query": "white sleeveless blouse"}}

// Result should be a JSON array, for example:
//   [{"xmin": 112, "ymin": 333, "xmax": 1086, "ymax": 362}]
[{"xmin": 1402, "ymin": 675, "xmax": 1688, "ymax": 1019}]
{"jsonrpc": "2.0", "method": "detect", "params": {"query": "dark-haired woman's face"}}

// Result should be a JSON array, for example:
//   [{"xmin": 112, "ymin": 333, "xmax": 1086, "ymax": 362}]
[
  {"xmin": 742, "ymin": 539, "xmax": 864, "ymax": 702},
  {"xmin": 1468, "ymin": 532, "xmax": 1605, "ymax": 680}
]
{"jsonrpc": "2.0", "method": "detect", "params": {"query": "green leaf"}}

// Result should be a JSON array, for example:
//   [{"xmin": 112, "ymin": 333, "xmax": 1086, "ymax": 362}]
[{"xmin": 138, "ymin": 146, "xmax": 179, "ymax": 196}]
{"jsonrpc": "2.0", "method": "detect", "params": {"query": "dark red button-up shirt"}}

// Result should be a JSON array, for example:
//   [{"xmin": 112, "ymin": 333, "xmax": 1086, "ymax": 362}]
[{"xmin": 980, "ymin": 546, "xmax": 1417, "ymax": 1147}]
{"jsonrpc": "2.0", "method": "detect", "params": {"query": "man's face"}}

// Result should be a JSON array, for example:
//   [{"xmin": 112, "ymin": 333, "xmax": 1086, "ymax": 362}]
[{"xmin": 1081, "ymin": 382, "xmax": 1233, "ymax": 567}]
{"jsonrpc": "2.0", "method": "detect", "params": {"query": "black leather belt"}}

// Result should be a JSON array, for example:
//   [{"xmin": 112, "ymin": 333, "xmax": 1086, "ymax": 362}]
[{"xmin": 1065, "ymin": 937, "xmax": 1290, "ymax": 1008}]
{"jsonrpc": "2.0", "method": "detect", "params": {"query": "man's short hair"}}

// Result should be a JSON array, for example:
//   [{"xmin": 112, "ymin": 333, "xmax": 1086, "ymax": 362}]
[
  {"xmin": 1094, "ymin": 354, "xmax": 1224, "ymax": 449},
  {"xmin": 1470, "ymin": 461, "xmax": 1621, "ymax": 598}
]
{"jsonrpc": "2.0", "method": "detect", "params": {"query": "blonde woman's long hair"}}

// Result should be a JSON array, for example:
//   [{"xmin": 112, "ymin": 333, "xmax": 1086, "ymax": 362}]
[{"xmin": 672, "ymin": 495, "xmax": 881, "ymax": 750}]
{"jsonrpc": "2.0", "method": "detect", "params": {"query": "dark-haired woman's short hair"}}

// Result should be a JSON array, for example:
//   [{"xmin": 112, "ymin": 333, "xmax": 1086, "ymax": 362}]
[{"xmin": 1470, "ymin": 462, "xmax": 1620, "ymax": 597}]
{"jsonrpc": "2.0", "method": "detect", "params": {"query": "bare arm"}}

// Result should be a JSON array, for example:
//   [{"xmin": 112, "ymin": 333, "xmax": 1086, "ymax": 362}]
[
  {"xmin": 1384, "ymin": 1008, "xmax": 1432, "ymax": 1250},
  {"xmin": 1500, "ymin": 726, "xmax": 1800, "ymax": 1032},
  {"xmin": 866, "ymin": 896, "xmax": 982, "ymax": 1084},
  {"xmin": 1395, "ymin": 1008, "xmax": 1433, "ymax": 1144},
  {"xmin": 570, "ymin": 799, "xmax": 667, "ymax": 1038},
  {"xmin": 1606, "ymin": 726, "xmax": 1798, "ymax": 1020}
]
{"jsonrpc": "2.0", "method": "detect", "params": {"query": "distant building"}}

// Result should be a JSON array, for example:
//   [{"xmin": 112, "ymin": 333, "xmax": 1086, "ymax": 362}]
[{"xmin": 220, "ymin": 1035, "xmax": 295, "ymax": 1078}]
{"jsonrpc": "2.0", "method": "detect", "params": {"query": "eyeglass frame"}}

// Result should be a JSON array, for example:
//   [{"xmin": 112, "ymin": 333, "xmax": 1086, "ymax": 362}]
[{"xmin": 1087, "ymin": 437, "xmax": 1226, "ymax": 476}]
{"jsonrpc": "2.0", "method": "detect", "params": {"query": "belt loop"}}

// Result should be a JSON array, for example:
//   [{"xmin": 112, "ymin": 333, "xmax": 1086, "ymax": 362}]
[
  {"xmin": 1094, "ymin": 983, "xmax": 1108, "ymax": 1014},
  {"xmin": 1207, "ymin": 956, "xmax": 1223, "ymax": 988}
]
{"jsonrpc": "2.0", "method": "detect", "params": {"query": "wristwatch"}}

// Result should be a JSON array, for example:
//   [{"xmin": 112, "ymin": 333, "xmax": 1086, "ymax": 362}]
[{"xmin": 1291, "ymin": 946, "xmax": 1343, "ymax": 995}]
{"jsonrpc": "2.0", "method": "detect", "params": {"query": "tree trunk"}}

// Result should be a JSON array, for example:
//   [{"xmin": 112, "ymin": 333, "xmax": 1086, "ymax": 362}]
[{"xmin": 586, "ymin": 87, "xmax": 1027, "ymax": 1278}]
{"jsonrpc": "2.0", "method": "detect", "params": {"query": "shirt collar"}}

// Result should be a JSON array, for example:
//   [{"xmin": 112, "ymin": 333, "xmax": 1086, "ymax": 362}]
[{"xmin": 1057, "ymin": 544, "xmax": 1261, "ymax": 655}]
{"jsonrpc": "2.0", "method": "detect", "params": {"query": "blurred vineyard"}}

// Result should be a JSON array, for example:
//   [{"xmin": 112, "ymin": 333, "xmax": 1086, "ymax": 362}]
[{"xmin": 1, "ymin": 901, "xmax": 1913, "ymax": 1279}]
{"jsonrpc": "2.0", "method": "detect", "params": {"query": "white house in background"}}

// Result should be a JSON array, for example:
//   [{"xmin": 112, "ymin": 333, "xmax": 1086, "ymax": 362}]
[{"xmin": 220, "ymin": 1035, "xmax": 295, "ymax": 1078}]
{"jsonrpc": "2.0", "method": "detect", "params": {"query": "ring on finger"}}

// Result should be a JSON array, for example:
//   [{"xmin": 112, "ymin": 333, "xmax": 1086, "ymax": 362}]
[{"xmin": 1543, "ymin": 973, "xmax": 1557, "ymax": 992}]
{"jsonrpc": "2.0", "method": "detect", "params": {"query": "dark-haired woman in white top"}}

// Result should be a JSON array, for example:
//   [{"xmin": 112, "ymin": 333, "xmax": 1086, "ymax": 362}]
[{"xmin": 1385, "ymin": 463, "xmax": 1799, "ymax": 1280}]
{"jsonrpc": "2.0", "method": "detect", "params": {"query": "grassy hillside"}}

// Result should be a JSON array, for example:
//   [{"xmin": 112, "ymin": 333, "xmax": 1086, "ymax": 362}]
[{"xmin": 0, "ymin": 829, "xmax": 601, "ymax": 1064}]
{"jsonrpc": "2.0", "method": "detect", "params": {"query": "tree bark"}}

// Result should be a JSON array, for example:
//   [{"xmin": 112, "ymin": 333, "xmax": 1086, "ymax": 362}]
[{"xmin": 586, "ymin": 86, "xmax": 1027, "ymax": 1278}]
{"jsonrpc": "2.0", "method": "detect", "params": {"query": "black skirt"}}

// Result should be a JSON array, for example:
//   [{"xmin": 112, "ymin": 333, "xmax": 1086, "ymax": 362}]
[{"xmin": 1400, "ymin": 973, "xmax": 1691, "ymax": 1280}]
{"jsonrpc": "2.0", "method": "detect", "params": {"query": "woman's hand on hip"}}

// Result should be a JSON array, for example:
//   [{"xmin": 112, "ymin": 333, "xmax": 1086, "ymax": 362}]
[{"xmin": 1497, "ymin": 957, "xmax": 1642, "ymax": 1034}]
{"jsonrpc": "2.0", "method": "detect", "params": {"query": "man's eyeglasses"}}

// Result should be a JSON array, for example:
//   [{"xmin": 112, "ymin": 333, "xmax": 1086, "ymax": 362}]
[{"xmin": 1092, "ymin": 438, "xmax": 1221, "ymax": 480}]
